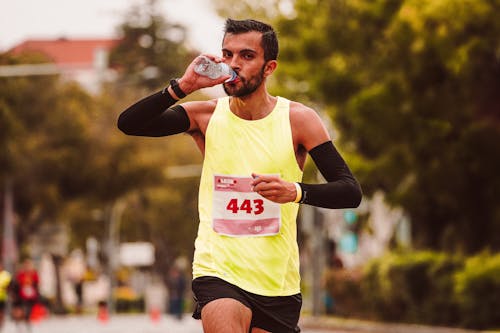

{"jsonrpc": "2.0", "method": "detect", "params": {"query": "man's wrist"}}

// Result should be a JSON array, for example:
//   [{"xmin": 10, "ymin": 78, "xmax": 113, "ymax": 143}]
[
  {"xmin": 177, "ymin": 78, "xmax": 195, "ymax": 96},
  {"xmin": 293, "ymin": 182, "xmax": 303, "ymax": 203},
  {"xmin": 169, "ymin": 78, "xmax": 187, "ymax": 99}
]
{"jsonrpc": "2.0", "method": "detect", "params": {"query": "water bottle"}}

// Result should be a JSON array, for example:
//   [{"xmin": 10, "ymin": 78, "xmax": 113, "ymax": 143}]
[{"xmin": 194, "ymin": 56, "xmax": 237, "ymax": 82}]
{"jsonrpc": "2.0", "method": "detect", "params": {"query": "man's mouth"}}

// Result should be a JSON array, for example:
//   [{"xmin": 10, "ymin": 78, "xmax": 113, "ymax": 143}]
[{"xmin": 226, "ymin": 77, "xmax": 240, "ymax": 85}]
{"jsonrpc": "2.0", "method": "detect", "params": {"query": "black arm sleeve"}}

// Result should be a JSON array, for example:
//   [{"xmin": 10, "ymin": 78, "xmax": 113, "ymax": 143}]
[
  {"xmin": 117, "ymin": 90, "xmax": 190, "ymax": 137},
  {"xmin": 299, "ymin": 141, "xmax": 362, "ymax": 209}
]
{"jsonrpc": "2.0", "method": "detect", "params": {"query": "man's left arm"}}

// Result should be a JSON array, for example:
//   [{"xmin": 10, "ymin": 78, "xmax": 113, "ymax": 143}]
[
  {"xmin": 295, "ymin": 103, "xmax": 361, "ymax": 208},
  {"xmin": 251, "ymin": 103, "xmax": 362, "ymax": 209},
  {"xmin": 299, "ymin": 140, "xmax": 362, "ymax": 209}
]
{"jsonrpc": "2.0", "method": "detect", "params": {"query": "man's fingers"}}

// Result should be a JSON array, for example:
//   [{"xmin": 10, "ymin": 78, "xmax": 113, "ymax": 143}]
[
  {"xmin": 257, "ymin": 188, "xmax": 278, "ymax": 197},
  {"xmin": 251, "ymin": 173, "xmax": 279, "ymax": 186},
  {"xmin": 253, "ymin": 181, "xmax": 277, "ymax": 192}
]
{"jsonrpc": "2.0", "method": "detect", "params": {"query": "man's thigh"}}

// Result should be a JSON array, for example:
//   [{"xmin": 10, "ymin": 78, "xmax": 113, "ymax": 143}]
[
  {"xmin": 201, "ymin": 298, "xmax": 252, "ymax": 333},
  {"xmin": 192, "ymin": 277, "xmax": 301, "ymax": 333}
]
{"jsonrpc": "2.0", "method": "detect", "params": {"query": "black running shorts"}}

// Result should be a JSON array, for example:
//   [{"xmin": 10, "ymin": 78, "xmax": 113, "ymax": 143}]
[{"xmin": 192, "ymin": 276, "xmax": 302, "ymax": 333}]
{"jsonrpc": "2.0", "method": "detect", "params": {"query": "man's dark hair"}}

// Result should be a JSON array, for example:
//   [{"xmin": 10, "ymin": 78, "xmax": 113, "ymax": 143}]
[{"xmin": 223, "ymin": 18, "xmax": 279, "ymax": 62}]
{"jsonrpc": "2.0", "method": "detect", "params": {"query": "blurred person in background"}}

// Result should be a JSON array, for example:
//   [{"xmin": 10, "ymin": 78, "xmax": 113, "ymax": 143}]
[
  {"xmin": 118, "ymin": 18, "xmax": 361, "ymax": 333},
  {"xmin": 12, "ymin": 258, "xmax": 39, "ymax": 332},
  {"xmin": 0, "ymin": 262, "xmax": 12, "ymax": 332},
  {"xmin": 65, "ymin": 250, "xmax": 86, "ymax": 314},
  {"xmin": 167, "ymin": 265, "xmax": 187, "ymax": 320}
]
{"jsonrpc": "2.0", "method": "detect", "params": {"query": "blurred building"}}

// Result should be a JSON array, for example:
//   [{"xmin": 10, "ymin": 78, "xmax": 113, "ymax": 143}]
[{"xmin": 6, "ymin": 38, "xmax": 119, "ymax": 93}]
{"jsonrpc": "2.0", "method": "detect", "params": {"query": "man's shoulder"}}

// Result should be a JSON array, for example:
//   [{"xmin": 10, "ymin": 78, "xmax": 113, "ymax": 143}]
[
  {"xmin": 287, "ymin": 98, "xmax": 331, "ymax": 149},
  {"xmin": 288, "ymin": 100, "xmax": 318, "ymax": 120},
  {"xmin": 181, "ymin": 98, "xmax": 221, "ymax": 133},
  {"xmin": 182, "ymin": 98, "xmax": 219, "ymax": 113}
]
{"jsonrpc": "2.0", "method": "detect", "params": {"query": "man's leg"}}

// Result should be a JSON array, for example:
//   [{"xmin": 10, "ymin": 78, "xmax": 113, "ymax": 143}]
[{"xmin": 201, "ymin": 298, "xmax": 252, "ymax": 333}]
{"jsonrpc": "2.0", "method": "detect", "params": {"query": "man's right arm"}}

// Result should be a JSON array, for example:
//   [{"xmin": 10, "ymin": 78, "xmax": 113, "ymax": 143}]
[
  {"xmin": 117, "ymin": 89, "xmax": 190, "ymax": 137},
  {"xmin": 117, "ymin": 55, "xmax": 229, "ymax": 137}
]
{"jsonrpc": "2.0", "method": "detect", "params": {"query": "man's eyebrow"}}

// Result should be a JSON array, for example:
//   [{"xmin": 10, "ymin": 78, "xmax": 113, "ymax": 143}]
[
  {"xmin": 240, "ymin": 48, "xmax": 258, "ymax": 54},
  {"xmin": 222, "ymin": 48, "xmax": 258, "ymax": 54}
]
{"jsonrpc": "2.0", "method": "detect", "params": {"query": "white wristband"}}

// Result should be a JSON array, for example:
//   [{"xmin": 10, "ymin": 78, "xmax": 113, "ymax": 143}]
[{"xmin": 293, "ymin": 182, "xmax": 302, "ymax": 203}]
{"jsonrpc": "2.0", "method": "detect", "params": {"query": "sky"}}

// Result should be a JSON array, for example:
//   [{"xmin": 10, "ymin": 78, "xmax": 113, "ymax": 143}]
[{"xmin": 0, "ymin": 0, "xmax": 225, "ymax": 54}]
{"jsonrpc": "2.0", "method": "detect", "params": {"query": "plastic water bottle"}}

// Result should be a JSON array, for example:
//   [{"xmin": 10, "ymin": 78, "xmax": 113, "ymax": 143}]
[{"xmin": 194, "ymin": 56, "xmax": 237, "ymax": 82}]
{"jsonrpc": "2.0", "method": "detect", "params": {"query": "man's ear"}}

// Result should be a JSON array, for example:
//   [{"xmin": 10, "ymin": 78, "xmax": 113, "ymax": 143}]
[{"xmin": 263, "ymin": 60, "xmax": 277, "ymax": 77}]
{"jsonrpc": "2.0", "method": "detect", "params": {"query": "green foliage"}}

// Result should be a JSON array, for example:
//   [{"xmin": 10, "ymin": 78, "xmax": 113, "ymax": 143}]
[
  {"xmin": 327, "ymin": 251, "xmax": 500, "ymax": 329},
  {"xmin": 454, "ymin": 252, "xmax": 500, "ymax": 329},
  {"xmin": 214, "ymin": 0, "xmax": 500, "ymax": 252},
  {"xmin": 68, "ymin": 84, "xmax": 204, "ymax": 273},
  {"xmin": 361, "ymin": 251, "xmax": 461, "ymax": 324},
  {"xmin": 0, "ymin": 36, "xmax": 203, "ymax": 270},
  {"xmin": 0, "ymin": 1, "xmax": 214, "ymax": 285},
  {"xmin": 102, "ymin": 0, "xmax": 219, "ymax": 271},
  {"xmin": 323, "ymin": 267, "xmax": 365, "ymax": 317},
  {"xmin": 212, "ymin": 0, "xmax": 286, "ymax": 21},
  {"xmin": 0, "ymin": 53, "xmax": 100, "ymax": 245}
]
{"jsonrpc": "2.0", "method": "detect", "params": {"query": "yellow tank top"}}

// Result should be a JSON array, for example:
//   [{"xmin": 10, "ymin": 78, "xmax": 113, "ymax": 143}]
[{"xmin": 193, "ymin": 96, "xmax": 303, "ymax": 296}]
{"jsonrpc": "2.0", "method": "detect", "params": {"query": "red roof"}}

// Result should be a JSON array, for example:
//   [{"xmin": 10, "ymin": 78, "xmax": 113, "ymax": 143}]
[{"xmin": 9, "ymin": 38, "xmax": 120, "ymax": 65}]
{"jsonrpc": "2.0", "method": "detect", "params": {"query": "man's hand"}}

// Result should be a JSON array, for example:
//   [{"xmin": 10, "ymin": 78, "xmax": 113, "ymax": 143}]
[
  {"xmin": 178, "ymin": 54, "xmax": 231, "ymax": 95},
  {"xmin": 250, "ymin": 173, "xmax": 297, "ymax": 204}
]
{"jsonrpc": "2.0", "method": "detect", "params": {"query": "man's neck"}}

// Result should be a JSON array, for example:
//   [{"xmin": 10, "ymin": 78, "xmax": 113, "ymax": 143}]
[{"xmin": 229, "ymin": 87, "xmax": 277, "ymax": 120}]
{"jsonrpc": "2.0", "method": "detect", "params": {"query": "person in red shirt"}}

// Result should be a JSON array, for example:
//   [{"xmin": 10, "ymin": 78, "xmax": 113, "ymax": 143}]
[{"xmin": 12, "ymin": 258, "xmax": 39, "ymax": 328}]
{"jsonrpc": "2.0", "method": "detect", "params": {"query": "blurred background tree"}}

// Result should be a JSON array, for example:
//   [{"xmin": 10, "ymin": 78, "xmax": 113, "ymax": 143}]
[
  {"xmin": 0, "ymin": 52, "xmax": 100, "ymax": 248},
  {"xmin": 214, "ymin": 0, "xmax": 500, "ymax": 254},
  {"xmin": 71, "ymin": 0, "xmax": 206, "ymax": 277},
  {"xmin": 104, "ymin": 0, "xmax": 204, "ymax": 276},
  {"xmin": 0, "ymin": 0, "xmax": 204, "ymax": 278},
  {"xmin": 109, "ymin": 0, "xmax": 196, "ymax": 90}
]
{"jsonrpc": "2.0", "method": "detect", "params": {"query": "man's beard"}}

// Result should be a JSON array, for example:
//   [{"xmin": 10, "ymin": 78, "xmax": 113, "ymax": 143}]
[{"xmin": 223, "ymin": 66, "xmax": 265, "ymax": 97}]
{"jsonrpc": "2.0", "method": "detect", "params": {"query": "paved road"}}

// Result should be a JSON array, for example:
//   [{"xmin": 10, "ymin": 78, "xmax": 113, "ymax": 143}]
[
  {"xmin": 2, "ymin": 314, "xmax": 338, "ymax": 333},
  {"xmin": 4, "ymin": 313, "xmax": 484, "ymax": 333}
]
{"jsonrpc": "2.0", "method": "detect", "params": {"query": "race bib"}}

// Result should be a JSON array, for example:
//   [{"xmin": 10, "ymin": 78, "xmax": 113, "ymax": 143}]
[{"xmin": 212, "ymin": 175, "xmax": 281, "ymax": 237}]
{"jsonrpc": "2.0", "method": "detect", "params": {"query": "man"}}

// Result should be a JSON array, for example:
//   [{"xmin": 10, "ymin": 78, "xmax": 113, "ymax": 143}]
[{"xmin": 118, "ymin": 18, "xmax": 361, "ymax": 333}]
